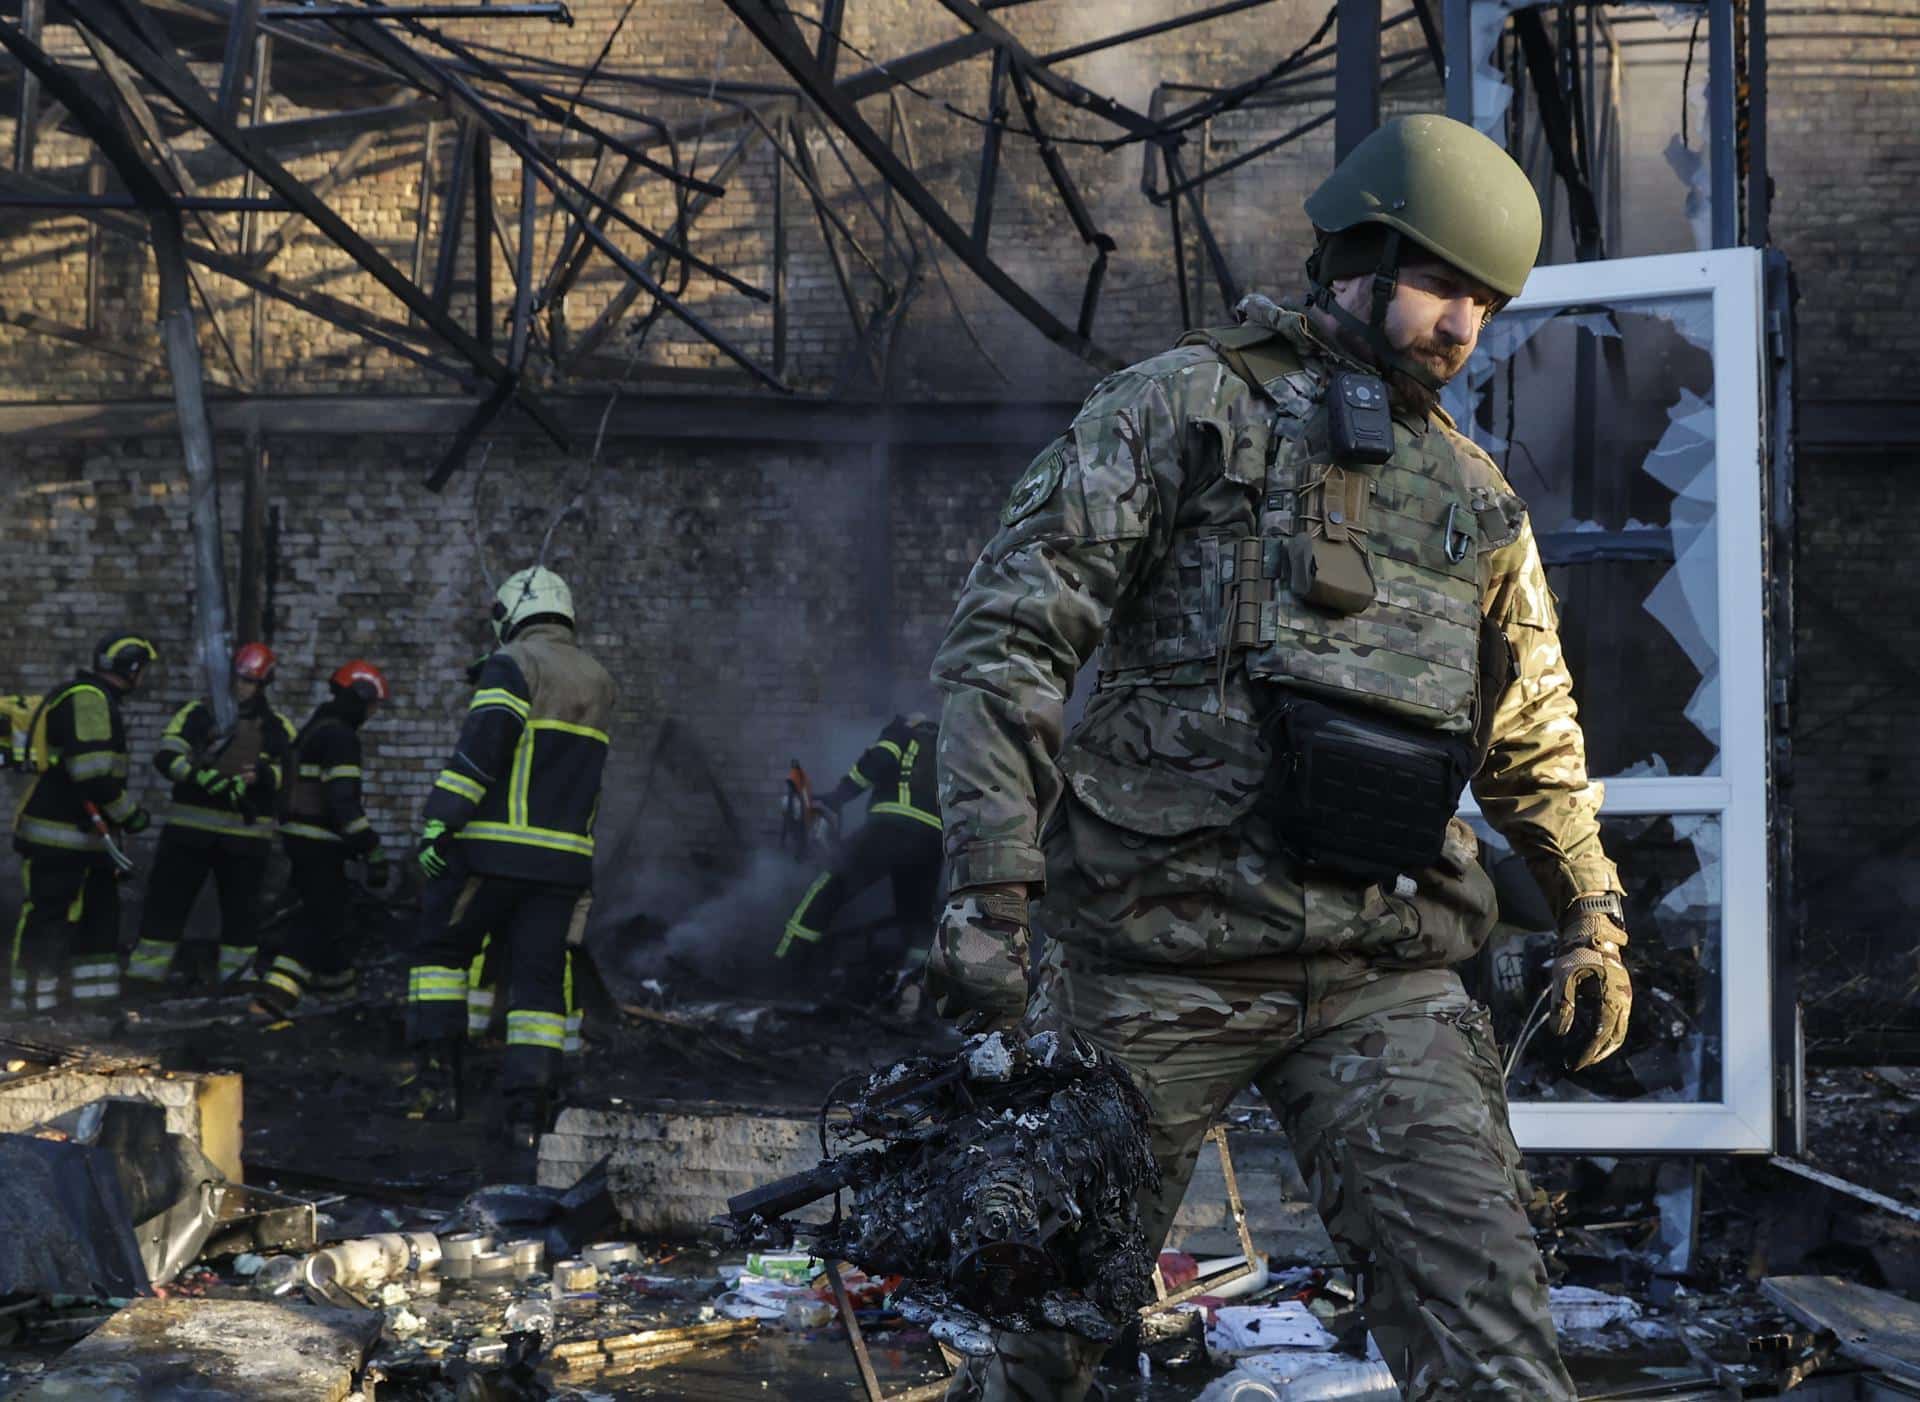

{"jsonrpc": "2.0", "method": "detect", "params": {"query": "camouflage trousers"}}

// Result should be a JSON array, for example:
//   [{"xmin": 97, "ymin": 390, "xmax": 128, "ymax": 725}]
[{"xmin": 948, "ymin": 945, "xmax": 1573, "ymax": 1402}]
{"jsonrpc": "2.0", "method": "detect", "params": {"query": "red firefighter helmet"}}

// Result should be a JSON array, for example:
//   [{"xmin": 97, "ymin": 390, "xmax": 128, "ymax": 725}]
[
  {"xmin": 329, "ymin": 659, "xmax": 390, "ymax": 702},
  {"xmin": 232, "ymin": 642, "xmax": 277, "ymax": 684}
]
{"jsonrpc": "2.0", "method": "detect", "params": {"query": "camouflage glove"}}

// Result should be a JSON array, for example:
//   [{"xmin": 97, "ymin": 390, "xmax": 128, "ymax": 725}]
[
  {"xmin": 1550, "ymin": 892, "xmax": 1632, "ymax": 1070},
  {"xmin": 924, "ymin": 885, "xmax": 1032, "ymax": 1033},
  {"xmin": 417, "ymin": 819, "xmax": 452, "ymax": 880}
]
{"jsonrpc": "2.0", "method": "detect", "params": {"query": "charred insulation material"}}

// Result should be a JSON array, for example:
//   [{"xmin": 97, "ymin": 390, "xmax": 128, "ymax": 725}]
[{"xmin": 717, "ymin": 1029, "xmax": 1160, "ymax": 1354}]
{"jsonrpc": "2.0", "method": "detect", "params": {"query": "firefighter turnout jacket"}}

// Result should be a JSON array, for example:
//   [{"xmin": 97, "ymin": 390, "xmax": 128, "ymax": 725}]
[
  {"xmin": 12, "ymin": 673, "xmax": 138, "ymax": 861},
  {"xmin": 422, "ymin": 622, "xmax": 616, "ymax": 887},
  {"xmin": 281, "ymin": 704, "xmax": 380, "ymax": 852},
  {"xmin": 824, "ymin": 715, "xmax": 942, "ymax": 830},
  {"xmin": 154, "ymin": 696, "xmax": 296, "ymax": 843}
]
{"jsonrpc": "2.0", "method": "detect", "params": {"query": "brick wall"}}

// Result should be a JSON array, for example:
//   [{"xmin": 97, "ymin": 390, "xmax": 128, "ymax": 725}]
[
  {"xmin": 0, "ymin": 4, "xmax": 1917, "ymax": 960},
  {"xmin": 0, "ymin": 426, "xmax": 1016, "ymax": 896}
]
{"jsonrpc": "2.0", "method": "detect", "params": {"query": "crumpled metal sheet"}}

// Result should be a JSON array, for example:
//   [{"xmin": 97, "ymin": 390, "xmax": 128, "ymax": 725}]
[{"xmin": 0, "ymin": 1134, "xmax": 152, "ymax": 1299}]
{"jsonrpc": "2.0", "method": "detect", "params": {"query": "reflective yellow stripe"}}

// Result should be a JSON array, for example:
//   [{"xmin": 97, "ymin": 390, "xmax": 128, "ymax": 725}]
[
  {"xmin": 435, "ymin": 771, "xmax": 487, "ymax": 803},
  {"xmin": 127, "ymin": 939, "xmax": 175, "ymax": 980},
  {"xmin": 166, "ymin": 803, "xmax": 262, "ymax": 836},
  {"xmin": 470, "ymin": 688, "xmax": 530, "ymax": 718},
  {"xmin": 506, "ymin": 1009, "xmax": 567, "ymax": 1049},
  {"xmin": 157, "ymin": 736, "xmax": 193, "ymax": 756},
  {"xmin": 462, "ymin": 821, "xmax": 594, "ymax": 856},
  {"xmin": 15, "ymin": 817, "xmax": 100, "ymax": 851},
  {"xmin": 279, "ymin": 821, "xmax": 342, "ymax": 843},
  {"xmin": 775, "ymin": 873, "xmax": 833, "ymax": 957},
  {"xmin": 870, "ymin": 802, "xmax": 943, "ymax": 830},
  {"xmin": 298, "ymin": 765, "xmax": 324, "ymax": 778},
  {"xmin": 870, "ymin": 736, "xmax": 939, "ymax": 828},
  {"xmin": 67, "ymin": 752, "xmax": 122, "ymax": 781},
  {"xmin": 341, "ymin": 816, "xmax": 372, "ymax": 835},
  {"xmin": 271, "ymin": 954, "xmax": 312, "ymax": 981},
  {"xmin": 876, "ymin": 740, "xmax": 904, "ymax": 762},
  {"xmin": 529, "ymin": 718, "xmax": 610, "ymax": 743},
  {"xmin": 264, "ymin": 971, "xmax": 302, "ymax": 998},
  {"xmin": 410, "ymin": 963, "xmax": 469, "ymax": 1003},
  {"xmin": 845, "ymin": 765, "xmax": 873, "ymax": 790},
  {"xmin": 321, "ymin": 765, "xmax": 362, "ymax": 782},
  {"xmin": 509, "ymin": 729, "xmax": 534, "ymax": 828},
  {"xmin": 169, "ymin": 813, "xmax": 274, "ymax": 839}
]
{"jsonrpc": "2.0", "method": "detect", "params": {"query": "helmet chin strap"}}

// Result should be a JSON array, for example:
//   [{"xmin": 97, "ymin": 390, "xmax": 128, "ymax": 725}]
[{"xmin": 1306, "ymin": 229, "xmax": 1444, "ymax": 395}]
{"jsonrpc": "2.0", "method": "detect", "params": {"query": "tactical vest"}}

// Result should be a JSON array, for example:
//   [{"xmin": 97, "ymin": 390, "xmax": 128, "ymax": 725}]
[{"xmin": 1101, "ymin": 323, "xmax": 1524, "ymax": 737}]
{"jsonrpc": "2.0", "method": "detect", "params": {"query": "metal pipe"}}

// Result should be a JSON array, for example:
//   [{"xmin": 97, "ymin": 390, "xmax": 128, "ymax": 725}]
[
  {"xmin": 0, "ymin": 193, "xmax": 290, "ymax": 209},
  {"xmin": 1708, "ymin": 0, "xmax": 1738, "ymax": 247},
  {"xmin": 1039, "ymin": 0, "xmax": 1276, "ymax": 65},
  {"xmin": 14, "ymin": 0, "xmax": 42, "ymax": 172},
  {"xmin": 156, "ymin": 208, "xmax": 237, "ymax": 730},
  {"xmin": 1335, "ymin": 0, "xmax": 1383, "ymax": 160},
  {"xmin": 1443, "ymin": 0, "xmax": 1474, "ymax": 122},
  {"xmin": 1748, "ymin": 0, "xmax": 1769, "ymax": 245},
  {"xmin": 472, "ymin": 128, "xmax": 492, "ymax": 350},
  {"xmin": 261, "ymin": 3, "xmax": 570, "ymax": 19},
  {"xmin": 971, "ymin": 47, "xmax": 1007, "ymax": 248},
  {"xmin": 217, "ymin": 0, "xmax": 262, "ymax": 123}
]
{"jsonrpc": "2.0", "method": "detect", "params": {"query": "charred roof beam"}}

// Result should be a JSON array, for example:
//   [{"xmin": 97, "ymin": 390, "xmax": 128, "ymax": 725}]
[
  {"xmin": 722, "ymin": 0, "xmax": 1121, "ymax": 371},
  {"xmin": 71, "ymin": 0, "xmax": 572, "ymax": 448}
]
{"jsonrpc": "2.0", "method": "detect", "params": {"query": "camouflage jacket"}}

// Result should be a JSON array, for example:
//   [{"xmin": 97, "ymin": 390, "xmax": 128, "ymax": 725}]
[{"xmin": 933, "ymin": 294, "xmax": 1620, "ymax": 965}]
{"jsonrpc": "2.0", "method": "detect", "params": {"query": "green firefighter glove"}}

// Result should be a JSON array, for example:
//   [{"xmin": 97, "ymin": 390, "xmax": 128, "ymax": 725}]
[
  {"xmin": 924, "ymin": 885, "xmax": 1032, "ymax": 1033},
  {"xmin": 195, "ymin": 766, "xmax": 238, "ymax": 800},
  {"xmin": 121, "ymin": 806, "xmax": 151, "ymax": 835},
  {"xmin": 417, "ymin": 819, "xmax": 452, "ymax": 880},
  {"xmin": 1550, "ymin": 892, "xmax": 1632, "ymax": 1070}
]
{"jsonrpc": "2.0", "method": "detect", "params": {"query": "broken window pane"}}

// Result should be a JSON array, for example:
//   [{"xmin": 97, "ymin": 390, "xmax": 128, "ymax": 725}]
[
  {"xmin": 1469, "ymin": 812, "xmax": 1722, "ymax": 1105},
  {"xmin": 1446, "ymin": 294, "xmax": 1720, "ymax": 776}
]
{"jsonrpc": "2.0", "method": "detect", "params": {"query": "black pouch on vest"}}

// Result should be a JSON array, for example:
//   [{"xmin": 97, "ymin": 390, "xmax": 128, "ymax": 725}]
[{"xmin": 1260, "ymin": 694, "xmax": 1473, "ymax": 884}]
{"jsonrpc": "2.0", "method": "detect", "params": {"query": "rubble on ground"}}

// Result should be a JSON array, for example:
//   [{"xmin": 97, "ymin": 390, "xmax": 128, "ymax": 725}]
[{"xmin": 4, "ymin": 959, "xmax": 1920, "ymax": 1398}]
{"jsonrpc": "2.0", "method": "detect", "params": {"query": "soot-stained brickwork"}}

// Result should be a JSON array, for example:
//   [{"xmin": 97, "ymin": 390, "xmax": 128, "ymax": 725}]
[
  {"xmin": 0, "ymin": 428, "xmax": 1013, "ymax": 897},
  {"xmin": 0, "ymin": 4, "xmax": 1916, "ymax": 953}
]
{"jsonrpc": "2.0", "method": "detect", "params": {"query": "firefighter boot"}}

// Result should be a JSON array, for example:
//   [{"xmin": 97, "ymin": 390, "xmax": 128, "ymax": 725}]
[
  {"xmin": 499, "ymin": 1088, "xmax": 553, "ymax": 1154},
  {"xmin": 389, "ymin": 1039, "xmax": 464, "ymax": 1122}
]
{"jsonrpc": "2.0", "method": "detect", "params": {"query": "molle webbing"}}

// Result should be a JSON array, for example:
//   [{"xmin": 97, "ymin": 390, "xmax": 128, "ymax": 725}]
[{"xmin": 1175, "ymin": 325, "xmax": 1303, "ymax": 400}]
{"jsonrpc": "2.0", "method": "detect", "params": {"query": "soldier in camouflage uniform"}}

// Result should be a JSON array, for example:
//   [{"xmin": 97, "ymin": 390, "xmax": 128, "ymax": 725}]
[{"xmin": 928, "ymin": 114, "xmax": 1633, "ymax": 1400}]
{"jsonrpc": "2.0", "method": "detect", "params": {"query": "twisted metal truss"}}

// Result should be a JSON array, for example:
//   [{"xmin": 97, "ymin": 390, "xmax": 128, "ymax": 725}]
[{"xmin": 0, "ymin": 0, "xmax": 1440, "ymax": 485}]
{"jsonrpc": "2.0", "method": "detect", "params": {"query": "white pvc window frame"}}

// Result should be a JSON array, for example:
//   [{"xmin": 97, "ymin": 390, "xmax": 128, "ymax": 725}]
[{"xmin": 1465, "ymin": 247, "xmax": 1772, "ymax": 1154}]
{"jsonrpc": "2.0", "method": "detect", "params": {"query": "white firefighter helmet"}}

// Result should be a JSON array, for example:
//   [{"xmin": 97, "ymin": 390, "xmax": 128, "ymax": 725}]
[{"xmin": 493, "ymin": 566, "xmax": 574, "ymax": 640}]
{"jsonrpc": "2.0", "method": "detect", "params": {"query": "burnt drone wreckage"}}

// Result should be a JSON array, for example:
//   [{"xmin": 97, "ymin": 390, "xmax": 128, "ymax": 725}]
[{"xmin": 718, "ymin": 1029, "xmax": 1161, "ymax": 1355}]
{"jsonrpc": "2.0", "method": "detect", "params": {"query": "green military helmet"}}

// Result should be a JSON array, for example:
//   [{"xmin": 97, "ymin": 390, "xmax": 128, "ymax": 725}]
[
  {"xmin": 1306, "ymin": 113, "xmax": 1542, "ymax": 298},
  {"xmin": 493, "ymin": 565, "xmax": 574, "ymax": 641}
]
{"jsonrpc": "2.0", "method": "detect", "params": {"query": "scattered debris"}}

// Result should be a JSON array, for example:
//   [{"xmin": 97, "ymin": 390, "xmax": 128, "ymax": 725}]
[
  {"xmin": 14, "ymin": 1297, "xmax": 379, "ymax": 1401},
  {"xmin": 720, "ymin": 1029, "xmax": 1160, "ymax": 1353},
  {"xmin": 1762, "ymin": 1275, "xmax": 1920, "ymax": 1386}
]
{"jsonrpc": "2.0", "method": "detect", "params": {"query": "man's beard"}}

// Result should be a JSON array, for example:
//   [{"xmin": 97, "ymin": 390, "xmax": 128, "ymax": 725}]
[{"xmin": 1322, "ymin": 316, "xmax": 1469, "ymax": 421}]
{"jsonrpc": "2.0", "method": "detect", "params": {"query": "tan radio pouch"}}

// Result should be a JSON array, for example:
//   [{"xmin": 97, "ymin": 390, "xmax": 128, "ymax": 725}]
[{"xmin": 1288, "ymin": 464, "xmax": 1375, "ymax": 615}]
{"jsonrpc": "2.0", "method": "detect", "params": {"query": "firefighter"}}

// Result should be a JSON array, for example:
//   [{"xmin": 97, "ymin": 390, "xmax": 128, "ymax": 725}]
[
  {"xmin": 253, "ymin": 660, "xmax": 393, "ymax": 1018},
  {"xmin": 773, "ymin": 713, "xmax": 943, "ymax": 1001},
  {"xmin": 399, "ymin": 567, "xmax": 615, "ymax": 1147},
  {"xmin": 10, "ymin": 634, "xmax": 156, "ymax": 1012},
  {"xmin": 127, "ymin": 643, "xmax": 296, "ymax": 989}
]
